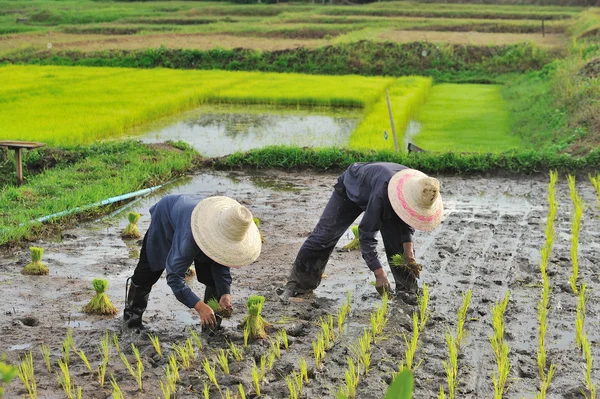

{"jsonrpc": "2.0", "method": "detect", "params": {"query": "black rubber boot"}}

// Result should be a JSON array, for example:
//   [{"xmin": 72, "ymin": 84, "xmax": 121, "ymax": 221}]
[{"xmin": 123, "ymin": 278, "xmax": 152, "ymax": 329}]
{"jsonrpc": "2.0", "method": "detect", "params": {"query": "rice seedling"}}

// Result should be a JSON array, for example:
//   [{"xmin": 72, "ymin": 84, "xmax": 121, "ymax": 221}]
[
  {"xmin": 312, "ymin": 333, "xmax": 326, "ymax": 369},
  {"xmin": 76, "ymin": 387, "xmax": 82, "ymax": 399},
  {"xmin": 239, "ymin": 383, "xmax": 247, "ymax": 399},
  {"xmin": 17, "ymin": 352, "xmax": 37, "ymax": 399},
  {"xmin": 253, "ymin": 217, "xmax": 264, "ymax": 243},
  {"xmin": 190, "ymin": 329, "xmax": 203, "ymax": 351},
  {"xmin": 399, "ymin": 313, "xmax": 422, "ymax": 372},
  {"xmin": 168, "ymin": 354, "xmax": 180, "ymax": 383},
  {"xmin": 371, "ymin": 292, "xmax": 389, "ymax": 344},
  {"xmin": 286, "ymin": 375, "xmax": 299, "ymax": 399},
  {"xmin": 112, "ymin": 332, "xmax": 121, "ymax": 354},
  {"xmin": 267, "ymin": 351, "xmax": 276, "ymax": 371},
  {"xmin": 338, "ymin": 358, "xmax": 360, "ymax": 399},
  {"xmin": 489, "ymin": 292, "xmax": 510, "ymax": 399},
  {"xmin": 224, "ymin": 388, "xmax": 233, "ymax": 399},
  {"xmin": 159, "ymin": 379, "xmax": 171, "ymax": 399},
  {"xmin": 299, "ymin": 358, "xmax": 308, "ymax": 383},
  {"xmin": 121, "ymin": 212, "xmax": 141, "ymax": 239},
  {"xmin": 243, "ymin": 325, "xmax": 251, "ymax": 349},
  {"xmin": 576, "ymin": 284, "xmax": 586, "ymax": 352},
  {"xmin": 582, "ymin": 334, "xmax": 597, "ymax": 399},
  {"xmin": 148, "ymin": 334, "xmax": 163, "ymax": 358},
  {"xmin": 57, "ymin": 359, "xmax": 72, "ymax": 399},
  {"xmin": 172, "ymin": 343, "xmax": 191, "ymax": 369},
  {"xmin": 242, "ymin": 295, "xmax": 270, "ymax": 340},
  {"xmin": 251, "ymin": 362, "xmax": 261, "ymax": 396},
  {"xmin": 110, "ymin": 374, "xmax": 124, "ymax": 399},
  {"xmin": 271, "ymin": 337, "xmax": 282, "ymax": 359},
  {"xmin": 40, "ymin": 344, "xmax": 52, "ymax": 373},
  {"xmin": 203, "ymin": 382, "xmax": 210, "ymax": 399},
  {"xmin": 21, "ymin": 247, "xmax": 49, "ymax": 275},
  {"xmin": 442, "ymin": 330, "xmax": 458, "ymax": 399},
  {"xmin": 97, "ymin": 360, "xmax": 107, "ymax": 387},
  {"xmin": 351, "ymin": 329, "xmax": 372, "ymax": 375},
  {"xmin": 119, "ymin": 352, "xmax": 138, "ymax": 390},
  {"xmin": 227, "ymin": 340, "xmax": 243, "ymax": 362},
  {"xmin": 185, "ymin": 338, "xmax": 196, "ymax": 362},
  {"xmin": 438, "ymin": 386, "xmax": 446, "ymax": 399},
  {"xmin": 202, "ymin": 358, "xmax": 219, "ymax": 390},
  {"xmin": 343, "ymin": 225, "xmax": 360, "ymax": 250},
  {"xmin": 62, "ymin": 329, "xmax": 74, "ymax": 364},
  {"xmin": 76, "ymin": 349, "xmax": 92, "ymax": 372},
  {"xmin": 216, "ymin": 349, "xmax": 230, "ymax": 374},
  {"xmin": 259, "ymin": 355, "xmax": 267, "ymax": 380},
  {"xmin": 590, "ymin": 173, "xmax": 600, "ymax": 208},
  {"xmin": 279, "ymin": 330, "xmax": 289, "ymax": 350},
  {"xmin": 337, "ymin": 291, "xmax": 353, "ymax": 335},
  {"xmin": 568, "ymin": 175, "xmax": 584, "ymax": 294},
  {"xmin": 99, "ymin": 331, "xmax": 110, "ymax": 362},
  {"xmin": 83, "ymin": 278, "xmax": 117, "ymax": 315},
  {"xmin": 131, "ymin": 344, "xmax": 144, "ymax": 391},
  {"xmin": 0, "ymin": 361, "xmax": 18, "ymax": 399},
  {"xmin": 456, "ymin": 289, "xmax": 472, "ymax": 348}
]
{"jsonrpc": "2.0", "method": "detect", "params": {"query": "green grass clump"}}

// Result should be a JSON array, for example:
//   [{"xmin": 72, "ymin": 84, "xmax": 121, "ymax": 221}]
[
  {"xmin": 83, "ymin": 279, "xmax": 117, "ymax": 315},
  {"xmin": 242, "ymin": 295, "xmax": 270, "ymax": 341},
  {"xmin": 21, "ymin": 247, "xmax": 49, "ymax": 276},
  {"xmin": 121, "ymin": 212, "xmax": 141, "ymax": 239},
  {"xmin": 343, "ymin": 225, "xmax": 360, "ymax": 251},
  {"xmin": 414, "ymin": 84, "xmax": 518, "ymax": 153}
]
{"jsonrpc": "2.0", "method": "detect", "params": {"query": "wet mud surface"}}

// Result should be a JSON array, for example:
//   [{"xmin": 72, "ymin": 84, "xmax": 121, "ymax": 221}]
[{"xmin": 1, "ymin": 169, "xmax": 599, "ymax": 398}]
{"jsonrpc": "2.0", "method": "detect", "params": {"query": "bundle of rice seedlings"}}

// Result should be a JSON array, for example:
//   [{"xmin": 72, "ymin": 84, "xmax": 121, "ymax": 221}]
[
  {"xmin": 207, "ymin": 298, "xmax": 232, "ymax": 319},
  {"xmin": 253, "ymin": 218, "xmax": 264, "ymax": 243},
  {"xmin": 21, "ymin": 247, "xmax": 49, "ymax": 275},
  {"xmin": 342, "ymin": 226, "xmax": 360, "ymax": 251},
  {"xmin": 121, "ymin": 212, "xmax": 141, "ymax": 239},
  {"xmin": 241, "ymin": 295, "xmax": 270, "ymax": 340},
  {"xmin": 83, "ymin": 279, "xmax": 117, "ymax": 315}
]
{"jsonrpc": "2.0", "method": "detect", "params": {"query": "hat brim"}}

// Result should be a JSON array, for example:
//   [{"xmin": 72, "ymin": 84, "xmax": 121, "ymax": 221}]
[
  {"xmin": 191, "ymin": 197, "xmax": 262, "ymax": 268},
  {"xmin": 388, "ymin": 169, "xmax": 443, "ymax": 232}
]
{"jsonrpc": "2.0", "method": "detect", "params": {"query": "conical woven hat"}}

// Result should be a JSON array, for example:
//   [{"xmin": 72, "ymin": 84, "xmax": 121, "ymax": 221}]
[
  {"xmin": 387, "ymin": 169, "xmax": 443, "ymax": 232},
  {"xmin": 191, "ymin": 196, "xmax": 262, "ymax": 268}
]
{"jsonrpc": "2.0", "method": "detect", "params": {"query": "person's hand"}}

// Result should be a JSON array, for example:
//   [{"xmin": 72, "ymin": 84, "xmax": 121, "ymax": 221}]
[
  {"xmin": 194, "ymin": 301, "xmax": 216, "ymax": 328},
  {"xmin": 219, "ymin": 294, "xmax": 233, "ymax": 311},
  {"xmin": 374, "ymin": 268, "xmax": 391, "ymax": 296}
]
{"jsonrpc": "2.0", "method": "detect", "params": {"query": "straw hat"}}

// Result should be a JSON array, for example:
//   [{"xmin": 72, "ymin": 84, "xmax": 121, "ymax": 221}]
[
  {"xmin": 191, "ymin": 196, "xmax": 262, "ymax": 268},
  {"xmin": 387, "ymin": 169, "xmax": 443, "ymax": 232}
]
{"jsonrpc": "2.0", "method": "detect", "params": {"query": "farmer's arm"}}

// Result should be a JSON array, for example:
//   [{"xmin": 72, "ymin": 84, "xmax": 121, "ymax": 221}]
[
  {"xmin": 165, "ymin": 246, "xmax": 201, "ymax": 308},
  {"xmin": 211, "ymin": 263, "xmax": 233, "ymax": 310},
  {"xmin": 358, "ymin": 194, "xmax": 385, "ymax": 272}
]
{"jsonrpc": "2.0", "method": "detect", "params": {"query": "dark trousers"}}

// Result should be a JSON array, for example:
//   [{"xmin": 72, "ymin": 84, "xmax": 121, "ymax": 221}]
[
  {"xmin": 131, "ymin": 234, "xmax": 218, "ymax": 298},
  {"xmin": 289, "ymin": 189, "xmax": 408, "ymax": 292}
]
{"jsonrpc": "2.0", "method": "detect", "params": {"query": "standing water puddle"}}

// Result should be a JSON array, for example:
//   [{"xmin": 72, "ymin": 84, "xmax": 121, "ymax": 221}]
[{"xmin": 134, "ymin": 105, "xmax": 360, "ymax": 156}]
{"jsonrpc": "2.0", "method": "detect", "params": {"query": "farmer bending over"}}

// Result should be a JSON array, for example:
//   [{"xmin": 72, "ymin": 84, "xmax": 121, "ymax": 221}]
[
  {"xmin": 124, "ymin": 195, "xmax": 262, "ymax": 329},
  {"xmin": 278, "ymin": 162, "xmax": 443, "ymax": 301}
]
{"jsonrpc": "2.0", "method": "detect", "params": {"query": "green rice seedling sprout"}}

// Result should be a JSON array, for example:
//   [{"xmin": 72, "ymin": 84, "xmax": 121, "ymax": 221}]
[
  {"xmin": 203, "ymin": 382, "xmax": 210, "ymax": 399},
  {"xmin": 337, "ymin": 291, "xmax": 353, "ymax": 335},
  {"xmin": 582, "ymin": 335, "xmax": 597, "ymax": 399},
  {"xmin": 207, "ymin": 298, "xmax": 219, "ymax": 312},
  {"xmin": 159, "ymin": 379, "xmax": 171, "ymax": 399},
  {"xmin": 110, "ymin": 374, "xmax": 124, "ymax": 399},
  {"xmin": 216, "ymin": 349, "xmax": 230, "ymax": 374},
  {"xmin": 173, "ymin": 343, "xmax": 191, "ymax": 369},
  {"xmin": 442, "ymin": 330, "xmax": 458, "ymax": 399},
  {"xmin": 489, "ymin": 292, "xmax": 510, "ymax": 399},
  {"xmin": 259, "ymin": 355, "xmax": 267, "ymax": 380},
  {"xmin": 76, "ymin": 387, "xmax": 82, "ymax": 399},
  {"xmin": 251, "ymin": 362, "xmax": 261, "ymax": 396},
  {"xmin": 242, "ymin": 295, "xmax": 270, "ymax": 340},
  {"xmin": 590, "ymin": 173, "xmax": 600, "ymax": 209},
  {"xmin": 568, "ymin": 175, "xmax": 583, "ymax": 294},
  {"xmin": 17, "ymin": 352, "xmax": 37, "ymax": 399},
  {"xmin": 312, "ymin": 333, "xmax": 326, "ymax": 369},
  {"xmin": 0, "ymin": 361, "xmax": 18, "ymax": 399},
  {"xmin": 456, "ymin": 290, "xmax": 472, "ymax": 348},
  {"xmin": 320, "ymin": 317, "xmax": 332, "ymax": 350},
  {"xmin": 122, "ymin": 212, "xmax": 141, "ymax": 239},
  {"xmin": 99, "ymin": 331, "xmax": 110, "ymax": 362},
  {"xmin": 76, "ymin": 349, "xmax": 92, "ymax": 372},
  {"xmin": 243, "ymin": 325, "xmax": 250, "ymax": 348},
  {"xmin": 279, "ymin": 330, "xmax": 289, "ymax": 350},
  {"xmin": 286, "ymin": 375, "xmax": 298, "ymax": 399},
  {"xmin": 438, "ymin": 386, "xmax": 446, "ymax": 399},
  {"xmin": 418, "ymin": 283, "xmax": 430, "ymax": 332},
  {"xmin": 536, "ymin": 364, "xmax": 556, "ymax": 399},
  {"xmin": 148, "ymin": 334, "xmax": 162, "ymax": 358},
  {"xmin": 299, "ymin": 358, "xmax": 308, "ymax": 383},
  {"xmin": 112, "ymin": 332, "xmax": 120, "ymax": 354},
  {"xmin": 399, "ymin": 313, "xmax": 421, "ymax": 372},
  {"xmin": 185, "ymin": 337, "xmax": 196, "ymax": 361},
  {"xmin": 57, "ymin": 359, "xmax": 72, "ymax": 399},
  {"xmin": 371, "ymin": 292, "xmax": 389, "ymax": 343},
  {"xmin": 62, "ymin": 328, "xmax": 74, "ymax": 364},
  {"xmin": 168, "ymin": 354, "xmax": 180, "ymax": 383},
  {"xmin": 202, "ymin": 358, "xmax": 219, "ymax": 390},
  {"xmin": 339, "ymin": 357, "xmax": 360, "ymax": 399},
  {"xmin": 253, "ymin": 217, "xmax": 264, "ymax": 243},
  {"xmin": 119, "ymin": 352, "xmax": 136, "ymax": 387},
  {"xmin": 131, "ymin": 344, "xmax": 144, "ymax": 391},
  {"xmin": 293, "ymin": 371, "xmax": 304, "ymax": 396},
  {"xmin": 40, "ymin": 344, "xmax": 52, "ymax": 373},
  {"xmin": 238, "ymin": 383, "xmax": 247, "ymax": 399},
  {"xmin": 271, "ymin": 337, "xmax": 282, "ymax": 359},
  {"xmin": 83, "ymin": 278, "xmax": 117, "ymax": 315},
  {"xmin": 164, "ymin": 365, "xmax": 175, "ymax": 393},
  {"xmin": 190, "ymin": 329, "xmax": 203, "ymax": 351},
  {"xmin": 343, "ymin": 225, "xmax": 360, "ymax": 250},
  {"xmin": 227, "ymin": 340, "xmax": 243, "ymax": 362},
  {"xmin": 224, "ymin": 388, "xmax": 233, "ymax": 399},
  {"xmin": 21, "ymin": 247, "xmax": 49, "ymax": 275},
  {"xmin": 267, "ymin": 350, "xmax": 276, "ymax": 371},
  {"xmin": 97, "ymin": 361, "xmax": 107, "ymax": 387},
  {"xmin": 576, "ymin": 284, "xmax": 586, "ymax": 351}
]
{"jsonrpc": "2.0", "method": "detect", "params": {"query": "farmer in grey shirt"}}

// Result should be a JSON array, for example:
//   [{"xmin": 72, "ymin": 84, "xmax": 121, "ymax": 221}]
[
  {"xmin": 278, "ymin": 162, "xmax": 443, "ymax": 301},
  {"xmin": 124, "ymin": 195, "xmax": 262, "ymax": 329}
]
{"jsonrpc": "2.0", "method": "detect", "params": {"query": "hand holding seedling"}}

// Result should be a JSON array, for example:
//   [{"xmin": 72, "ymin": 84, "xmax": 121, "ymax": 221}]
[
  {"xmin": 194, "ymin": 301, "xmax": 217, "ymax": 328},
  {"xmin": 374, "ymin": 269, "xmax": 391, "ymax": 296},
  {"xmin": 220, "ymin": 294, "xmax": 233, "ymax": 312}
]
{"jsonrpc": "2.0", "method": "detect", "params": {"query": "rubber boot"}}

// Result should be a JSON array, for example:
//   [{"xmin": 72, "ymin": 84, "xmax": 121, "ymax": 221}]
[{"xmin": 123, "ymin": 278, "xmax": 152, "ymax": 329}]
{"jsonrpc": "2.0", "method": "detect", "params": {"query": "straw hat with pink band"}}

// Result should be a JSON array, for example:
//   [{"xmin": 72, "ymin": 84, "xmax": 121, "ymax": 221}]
[
  {"xmin": 191, "ymin": 196, "xmax": 262, "ymax": 268},
  {"xmin": 387, "ymin": 169, "xmax": 443, "ymax": 232}
]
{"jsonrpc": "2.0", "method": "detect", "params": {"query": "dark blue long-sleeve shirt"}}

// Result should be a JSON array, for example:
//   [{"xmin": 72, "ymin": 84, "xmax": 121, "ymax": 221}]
[
  {"xmin": 338, "ymin": 162, "xmax": 415, "ymax": 271},
  {"xmin": 145, "ymin": 195, "xmax": 232, "ymax": 308}
]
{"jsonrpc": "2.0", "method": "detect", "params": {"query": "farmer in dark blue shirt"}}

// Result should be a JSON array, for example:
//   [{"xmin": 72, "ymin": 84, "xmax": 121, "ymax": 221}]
[
  {"xmin": 278, "ymin": 162, "xmax": 443, "ymax": 301},
  {"xmin": 124, "ymin": 195, "xmax": 262, "ymax": 329}
]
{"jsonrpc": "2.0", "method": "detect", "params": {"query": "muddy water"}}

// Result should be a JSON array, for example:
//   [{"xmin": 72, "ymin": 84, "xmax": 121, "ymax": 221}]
[
  {"xmin": 1, "ymin": 170, "xmax": 599, "ymax": 398},
  {"xmin": 135, "ymin": 105, "xmax": 360, "ymax": 156}
]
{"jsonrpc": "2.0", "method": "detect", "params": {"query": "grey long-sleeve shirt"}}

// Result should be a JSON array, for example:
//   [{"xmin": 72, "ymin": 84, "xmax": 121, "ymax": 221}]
[
  {"xmin": 145, "ymin": 195, "xmax": 232, "ymax": 308},
  {"xmin": 338, "ymin": 162, "xmax": 415, "ymax": 271}
]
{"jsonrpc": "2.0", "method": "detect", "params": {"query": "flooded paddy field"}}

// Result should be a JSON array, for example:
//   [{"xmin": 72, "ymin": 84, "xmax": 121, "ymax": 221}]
[{"xmin": 1, "ymin": 169, "xmax": 599, "ymax": 398}]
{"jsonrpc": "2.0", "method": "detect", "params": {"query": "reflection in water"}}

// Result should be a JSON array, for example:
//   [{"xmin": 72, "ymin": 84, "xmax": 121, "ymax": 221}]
[{"xmin": 137, "ymin": 105, "xmax": 360, "ymax": 157}]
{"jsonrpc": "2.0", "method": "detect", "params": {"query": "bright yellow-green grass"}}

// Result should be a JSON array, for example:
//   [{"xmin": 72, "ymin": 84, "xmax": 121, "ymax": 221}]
[
  {"xmin": 349, "ymin": 76, "xmax": 432, "ymax": 151},
  {"xmin": 0, "ymin": 65, "xmax": 394, "ymax": 145},
  {"xmin": 413, "ymin": 84, "xmax": 520, "ymax": 153}
]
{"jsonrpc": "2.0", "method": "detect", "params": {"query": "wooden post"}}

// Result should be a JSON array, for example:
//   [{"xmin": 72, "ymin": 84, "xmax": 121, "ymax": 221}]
[
  {"xmin": 385, "ymin": 89, "xmax": 399, "ymax": 153},
  {"xmin": 15, "ymin": 147, "xmax": 23, "ymax": 186}
]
